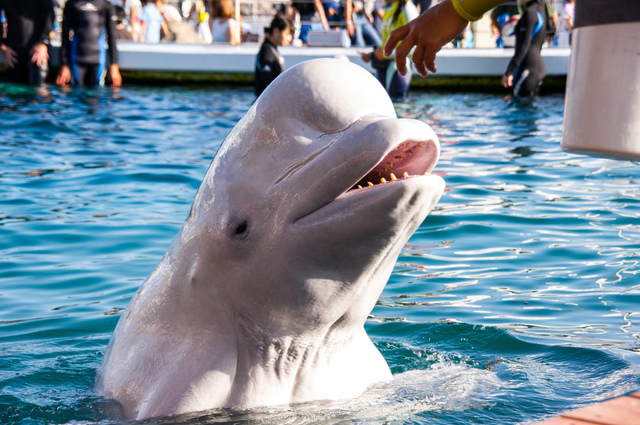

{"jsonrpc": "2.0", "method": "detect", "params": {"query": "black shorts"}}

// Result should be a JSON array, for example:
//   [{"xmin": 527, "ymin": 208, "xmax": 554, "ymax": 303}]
[
  {"xmin": 72, "ymin": 62, "xmax": 106, "ymax": 87},
  {"xmin": 4, "ymin": 49, "xmax": 47, "ymax": 85}
]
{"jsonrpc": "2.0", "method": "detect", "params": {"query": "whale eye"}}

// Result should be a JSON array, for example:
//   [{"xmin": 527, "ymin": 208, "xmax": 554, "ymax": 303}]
[{"xmin": 234, "ymin": 221, "xmax": 248, "ymax": 237}]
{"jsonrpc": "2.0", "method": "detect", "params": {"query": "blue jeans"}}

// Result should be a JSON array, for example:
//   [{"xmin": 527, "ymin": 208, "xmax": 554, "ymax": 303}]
[
  {"xmin": 351, "ymin": 14, "xmax": 381, "ymax": 47},
  {"xmin": 299, "ymin": 14, "xmax": 324, "ymax": 43}
]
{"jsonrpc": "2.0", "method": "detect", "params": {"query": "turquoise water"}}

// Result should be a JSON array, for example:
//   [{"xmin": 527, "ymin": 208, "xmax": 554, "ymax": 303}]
[{"xmin": 1, "ymin": 83, "xmax": 639, "ymax": 425}]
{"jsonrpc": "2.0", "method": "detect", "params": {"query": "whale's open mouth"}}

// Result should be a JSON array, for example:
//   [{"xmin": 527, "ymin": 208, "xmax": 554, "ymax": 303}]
[{"xmin": 348, "ymin": 139, "xmax": 439, "ymax": 192}]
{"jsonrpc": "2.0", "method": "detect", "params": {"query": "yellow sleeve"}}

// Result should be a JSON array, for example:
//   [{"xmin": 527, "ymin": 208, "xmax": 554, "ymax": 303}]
[{"xmin": 451, "ymin": 0, "xmax": 508, "ymax": 21}]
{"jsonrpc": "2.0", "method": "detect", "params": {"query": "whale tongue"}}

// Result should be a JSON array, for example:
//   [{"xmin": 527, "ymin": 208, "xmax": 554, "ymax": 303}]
[{"xmin": 351, "ymin": 140, "xmax": 437, "ymax": 190}]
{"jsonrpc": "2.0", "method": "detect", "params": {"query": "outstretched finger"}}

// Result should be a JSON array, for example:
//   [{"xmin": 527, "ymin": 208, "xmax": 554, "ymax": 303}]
[
  {"xmin": 384, "ymin": 24, "xmax": 410, "ymax": 57},
  {"xmin": 425, "ymin": 50, "xmax": 437, "ymax": 74},
  {"xmin": 412, "ymin": 45, "xmax": 427, "ymax": 77},
  {"xmin": 393, "ymin": 37, "xmax": 415, "ymax": 76}
]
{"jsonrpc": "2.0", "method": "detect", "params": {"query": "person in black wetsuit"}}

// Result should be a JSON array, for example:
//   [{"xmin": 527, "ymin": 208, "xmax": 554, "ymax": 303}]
[
  {"xmin": 502, "ymin": 0, "xmax": 546, "ymax": 98},
  {"xmin": 56, "ymin": 0, "xmax": 122, "ymax": 88},
  {"xmin": 254, "ymin": 15, "xmax": 293, "ymax": 97},
  {"xmin": 0, "ymin": 0, "xmax": 54, "ymax": 85}
]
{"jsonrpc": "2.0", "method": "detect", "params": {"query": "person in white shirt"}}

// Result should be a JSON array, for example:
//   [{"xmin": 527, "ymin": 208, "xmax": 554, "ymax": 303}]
[
  {"xmin": 211, "ymin": 0, "xmax": 240, "ymax": 44},
  {"xmin": 555, "ymin": 0, "xmax": 574, "ymax": 46}
]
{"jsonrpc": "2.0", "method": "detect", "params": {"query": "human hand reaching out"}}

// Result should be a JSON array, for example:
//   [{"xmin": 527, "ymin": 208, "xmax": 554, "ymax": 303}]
[
  {"xmin": 383, "ymin": 0, "xmax": 468, "ymax": 77},
  {"xmin": 30, "ymin": 43, "xmax": 49, "ymax": 67},
  {"xmin": 1, "ymin": 44, "xmax": 18, "ymax": 69}
]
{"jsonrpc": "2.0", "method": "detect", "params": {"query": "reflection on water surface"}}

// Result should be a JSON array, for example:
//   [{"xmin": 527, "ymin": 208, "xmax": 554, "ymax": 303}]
[{"xmin": 0, "ymin": 85, "xmax": 639, "ymax": 424}]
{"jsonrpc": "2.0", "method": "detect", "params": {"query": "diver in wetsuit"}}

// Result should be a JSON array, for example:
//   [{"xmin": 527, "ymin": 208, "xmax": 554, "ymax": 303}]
[
  {"xmin": 502, "ymin": 0, "xmax": 547, "ymax": 97},
  {"xmin": 254, "ymin": 15, "xmax": 293, "ymax": 97},
  {"xmin": 56, "ymin": 0, "xmax": 122, "ymax": 87},
  {"xmin": 0, "ymin": 0, "xmax": 54, "ymax": 85}
]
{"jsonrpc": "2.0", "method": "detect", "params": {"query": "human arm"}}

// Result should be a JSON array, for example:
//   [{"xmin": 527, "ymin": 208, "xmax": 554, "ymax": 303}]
[
  {"xmin": 0, "ymin": 45, "xmax": 18, "ymax": 68},
  {"xmin": 345, "ymin": 0, "xmax": 354, "ymax": 37},
  {"xmin": 313, "ymin": 0, "xmax": 330, "ymax": 30},
  {"xmin": 490, "ymin": 9, "xmax": 501, "ymax": 37},
  {"xmin": 0, "ymin": 11, "xmax": 18, "ymax": 68},
  {"xmin": 384, "ymin": 0, "xmax": 507, "ymax": 77},
  {"xmin": 131, "ymin": 5, "xmax": 140, "ymax": 41},
  {"xmin": 30, "ymin": 0, "xmax": 55, "ymax": 66},
  {"xmin": 30, "ymin": 43, "xmax": 49, "ymax": 66},
  {"xmin": 56, "ymin": 65, "xmax": 72, "ymax": 85},
  {"xmin": 58, "ymin": 2, "xmax": 72, "ymax": 68},
  {"xmin": 359, "ymin": 47, "xmax": 383, "ymax": 62},
  {"xmin": 109, "ymin": 64, "xmax": 122, "ymax": 86},
  {"xmin": 105, "ymin": 2, "xmax": 120, "ymax": 66},
  {"xmin": 227, "ymin": 19, "xmax": 241, "ymax": 45},
  {"xmin": 161, "ymin": 21, "xmax": 170, "ymax": 39},
  {"xmin": 139, "ymin": 21, "xmax": 147, "ymax": 42},
  {"xmin": 562, "ymin": 4, "xmax": 573, "ymax": 29}
]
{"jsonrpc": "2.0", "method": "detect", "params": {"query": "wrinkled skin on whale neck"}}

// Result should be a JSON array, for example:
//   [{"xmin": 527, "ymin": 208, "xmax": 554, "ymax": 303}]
[{"xmin": 95, "ymin": 59, "xmax": 445, "ymax": 420}]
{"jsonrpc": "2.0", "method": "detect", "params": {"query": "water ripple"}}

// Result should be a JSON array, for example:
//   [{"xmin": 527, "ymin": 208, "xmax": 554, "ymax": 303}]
[{"xmin": 1, "ymin": 88, "xmax": 639, "ymax": 424}]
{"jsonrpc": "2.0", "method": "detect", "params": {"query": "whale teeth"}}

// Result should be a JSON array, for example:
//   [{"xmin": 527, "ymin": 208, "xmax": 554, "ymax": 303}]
[
  {"xmin": 407, "ymin": 150, "xmax": 413, "ymax": 156},
  {"xmin": 368, "ymin": 182, "xmax": 374, "ymax": 187},
  {"xmin": 403, "ymin": 172, "xmax": 409, "ymax": 178},
  {"xmin": 381, "ymin": 178, "xmax": 386, "ymax": 183},
  {"xmin": 358, "ymin": 185, "xmax": 363, "ymax": 189},
  {"xmin": 390, "ymin": 173, "xmax": 397, "ymax": 181}
]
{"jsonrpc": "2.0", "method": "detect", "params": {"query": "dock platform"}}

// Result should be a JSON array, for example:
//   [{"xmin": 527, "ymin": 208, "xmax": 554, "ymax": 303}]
[
  {"xmin": 0, "ymin": 42, "xmax": 570, "ymax": 90},
  {"xmin": 535, "ymin": 392, "xmax": 640, "ymax": 425}
]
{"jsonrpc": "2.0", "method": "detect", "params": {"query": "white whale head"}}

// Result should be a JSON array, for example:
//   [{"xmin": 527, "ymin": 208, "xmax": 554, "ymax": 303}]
[{"xmin": 95, "ymin": 58, "xmax": 445, "ymax": 420}]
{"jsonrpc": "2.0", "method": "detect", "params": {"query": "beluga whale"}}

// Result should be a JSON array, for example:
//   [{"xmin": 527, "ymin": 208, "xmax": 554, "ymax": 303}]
[{"xmin": 95, "ymin": 58, "xmax": 445, "ymax": 420}]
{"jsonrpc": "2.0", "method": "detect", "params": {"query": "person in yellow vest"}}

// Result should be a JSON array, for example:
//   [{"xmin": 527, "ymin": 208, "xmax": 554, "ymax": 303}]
[{"xmin": 360, "ymin": 0, "xmax": 418, "ymax": 99}]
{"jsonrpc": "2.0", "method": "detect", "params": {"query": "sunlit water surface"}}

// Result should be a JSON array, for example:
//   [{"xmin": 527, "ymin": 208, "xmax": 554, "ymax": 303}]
[{"xmin": 1, "ymin": 83, "xmax": 639, "ymax": 425}]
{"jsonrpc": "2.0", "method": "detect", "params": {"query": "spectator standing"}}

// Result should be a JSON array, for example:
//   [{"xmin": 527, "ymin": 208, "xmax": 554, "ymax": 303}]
[
  {"xmin": 372, "ymin": 0, "xmax": 384, "ymax": 32},
  {"xmin": 200, "ymin": 1, "xmax": 214, "ymax": 42},
  {"xmin": 291, "ymin": 0, "xmax": 329, "ymax": 44},
  {"xmin": 254, "ymin": 14, "xmax": 293, "ymax": 97},
  {"xmin": 0, "ymin": 0, "xmax": 54, "ymax": 85},
  {"xmin": 490, "ymin": 2, "xmax": 519, "ymax": 47},
  {"xmin": 157, "ymin": 0, "xmax": 182, "ymax": 22},
  {"xmin": 56, "ymin": 0, "xmax": 122, "ymax": 87},
  {"xmin": 140, "ymin": 0, "xmax": 169, "ymax": 43},
  {"xmin": 360, "ymin": 0, "xmax": 418, "ymax": 99},
  {"xmin": 211, "ymin": 0, "xmax": 240, "ymax": 45},
  {"xmin": 157, "ymin": 0, "xmax": 202, "ymax": 42},
  {"xmin": 113, "ymin": 5, "xmax": 135, "ymax": 39},
  {"xmin": 111, "ymin": 0, "xmax": 142, "ymax": 41},
  {"xmin": 352, "ymin": 0, "xmax": 381, "ymax": 47},
  {"xmin": 323, "ymin": 0, "xmax": 360, "ymax": 46},
  {"xmin": 555, "ymin": 0, "xmax": 573, "ymax": 46}
]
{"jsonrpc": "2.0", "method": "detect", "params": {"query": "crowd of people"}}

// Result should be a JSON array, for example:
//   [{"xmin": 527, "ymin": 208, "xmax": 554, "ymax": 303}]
[{"xmin": 0, "ymin": 0, "xmax": 574, "ymax": 98}]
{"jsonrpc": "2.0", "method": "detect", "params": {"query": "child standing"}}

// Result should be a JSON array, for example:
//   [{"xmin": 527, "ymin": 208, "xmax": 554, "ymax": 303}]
[{"xmin": 254, "ymin": 15, "xmax": 293, "ymax": 97}]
